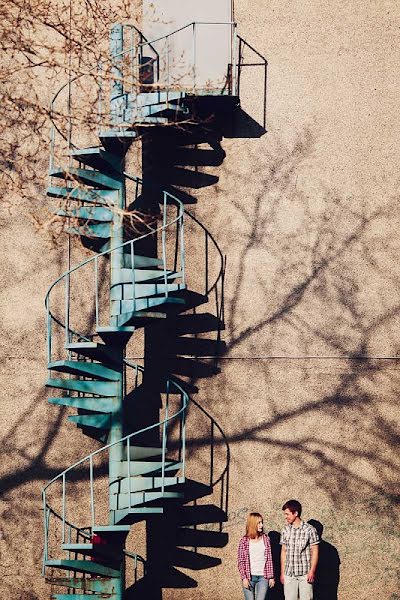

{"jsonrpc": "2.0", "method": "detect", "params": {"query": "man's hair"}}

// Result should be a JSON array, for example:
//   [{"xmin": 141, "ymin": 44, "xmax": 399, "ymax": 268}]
[
  {"xmin": 282, "ymin": 499, "xmax": 302, "ymax": 517},
  {"xmin": 245, "ymin": 512, "xmax": 263, "ymax": 539}
]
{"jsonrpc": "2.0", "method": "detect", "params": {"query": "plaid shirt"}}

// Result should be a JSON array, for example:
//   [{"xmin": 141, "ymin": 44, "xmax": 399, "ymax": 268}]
[
  {"xmin": 237, "ymin": 535, "xmax": 274, "ymax": 580},
  {"xmin": 280, "ymin": 521, "xmax": 319, "ymax": 576}
]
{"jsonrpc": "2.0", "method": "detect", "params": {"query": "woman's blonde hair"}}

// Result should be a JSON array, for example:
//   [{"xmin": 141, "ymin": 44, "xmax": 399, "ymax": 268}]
[{"xmin": 245, "ymin": 512, "xmax": 263, "ymax": 539}]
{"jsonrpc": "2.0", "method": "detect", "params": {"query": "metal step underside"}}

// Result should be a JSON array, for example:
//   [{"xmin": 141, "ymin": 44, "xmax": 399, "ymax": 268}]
[
  {"xmin": 46, "ymin": 186, "xmax": 117, "ymax": 204},
  {"xmin": 110, "ymin": 490, "xmax": 183, "ymax": 509},
  {"xmin": 113, "ymin": 268, "xmax": 181, "ymax": 284},
  {"xmin": 111, "ymin": 296, "xmax": 185, "ymax": 316},
  {"xmin": 67, "ymin": 223, "xmax": 111, "ymax": 238},
  {"xmin": 48, "ymin": 396, "xmax": 116, "ymax": 413},
  {"xmin": 109, "ymin": 475, "xmax": 184, "ymax": 494},
  {"xmin": 53, "ymin": 206, "xmax": 114, "ymax": 221},
  {"xmin": 49, "ymin": 167, "xmax": 123, "ymax": 190},
  {"xmin": 110, "ymin": 282, "xmax": 185, "ymax": 301},
  {"xmin": 46, "ymin": 576, "xmax": 116, "ymax": 594},
  {"xmin": 69, "ymin": 413, "xmax": 111, "ymax": 429},
  {"xmin": 110, "ymin": 460, "xmax": 182, "ymax": 478},
  {"xmin": 46, "ymin": 378, "xmax": 118, "ymax": 396},
  {"xmin": 48, "ymin": 360, "xmax": 121, "ymax": 381},
  {"xmin": 70, "ymin": 147, "xmax": 122, "ymax": 173}
]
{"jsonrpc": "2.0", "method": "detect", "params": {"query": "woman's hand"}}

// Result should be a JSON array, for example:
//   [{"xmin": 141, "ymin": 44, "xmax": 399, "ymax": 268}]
[
  {"xmin": 269, "ymin": 578, "xmax": 275, "ymax": 588},
  {"xmin": 242, "ymin": 579, "xmax": 250, "ymax": 589}
]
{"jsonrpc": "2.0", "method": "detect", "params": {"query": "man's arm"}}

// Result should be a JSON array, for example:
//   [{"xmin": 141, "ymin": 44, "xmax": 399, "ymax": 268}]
[
  {"xmin": 307, "ymin": 544, "xmax": 319, "ymax": 583},
  {"xmin": 280, "ymin": 545, "xmax": 286, "ymax": 585}
]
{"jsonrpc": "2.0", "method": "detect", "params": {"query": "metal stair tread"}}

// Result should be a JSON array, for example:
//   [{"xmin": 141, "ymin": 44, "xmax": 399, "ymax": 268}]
[
  {"xmin": 52, "ymin": 206, "xmax": 114, "ymax": 221},
  {"xmin": 48, "ymin": 396, "xmax": 116, "ymax": 413},
  {"xmin": 111, "ymin": 490, "xmax": 183, "ymax": 509},
  {"xmin": 46, "ymin": 186, "xmax": 117, "ymax": 205},
  {"xmin": 67, "ymin": 223, "xmax": 111, "ymax": 239},
  {"xmin": 61, "ymin": 542, "xmax": 120, "ymax": 556},
  {"xmin": 110, "ymin": 282, "xmax": 186, "ymax": 301},
  {"xmin": 110, "ymin": 459, "xmax": 182, "ymax": 477},
  {"xmin": 111, "ymin": 296, "xmax": 185, "ymax": 316},
  {"xmin": 44, "ymin": 559, "xmax": 120, "ymax": 577},
  {"xmin": 110, "ymin": 475, "xmax": 184, "ymax": 493},
  {"xmin": 113, "ymin": 268, "xmax": 182, "ymax": 284},
  {"xmin": 49, "ymin": 167, "xmax": 122, "ymax": 190},
  {"xmin": 48, "ymin": 360, "xmax": 121, "ymax": 381},
  {"xmin": 69, "ymin": 413, "xmax": 111, "ymax": 429},
  {"xmin": 50, "ymin": 595, "xmax": 114, "ymax": 600},
  {"xmin": 46, "ymin": 378, "xmax": 117, "ymax": 396},
  {"xmin": 70, "ymin": 147, "xmax": 122, "ymax": 173}
]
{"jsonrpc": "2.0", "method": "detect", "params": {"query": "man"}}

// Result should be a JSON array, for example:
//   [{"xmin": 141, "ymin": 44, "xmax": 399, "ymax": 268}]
[{"xmin": 280, "ymin": 500, "xmax": 319, "ymax": 600}]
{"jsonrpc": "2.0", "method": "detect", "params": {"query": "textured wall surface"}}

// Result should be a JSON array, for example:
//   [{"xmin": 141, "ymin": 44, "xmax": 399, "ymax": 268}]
[{"xmin": 1, "ymin": 1, "xmax": 399, "ymax": 599}]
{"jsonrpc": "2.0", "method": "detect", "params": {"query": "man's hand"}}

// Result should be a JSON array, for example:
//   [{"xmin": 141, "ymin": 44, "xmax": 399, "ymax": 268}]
[
  {"xmin": 280, "ymin": 573, "xmax": 285, "ymax": 585},
  {"xmin": 307, "ymin": 570, "xmax": 316, "ymax": 583},
  {"xmin": 269, "ymin": 578, "xmax": 275, "ymax": 588},
  {"xmin": 242, "ymin": 579, "xmax": 250, "ymax": 589}
]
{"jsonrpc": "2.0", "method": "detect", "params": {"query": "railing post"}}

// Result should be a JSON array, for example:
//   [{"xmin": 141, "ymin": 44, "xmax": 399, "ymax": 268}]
[
  {"xmin": 162, "ymin": 193, "xmax": 168, "ymax": 298},
  {"xmin": 161, "ymin": 380, "xmax": 170, "ymax": 494},
  {"xmin": 127, "ymin": 437, "xmax": 131, "ymax": 508},
  {"xmin": 42, "ymin": 493, "xmax": 49, "ymax": 574},
  {"xmin": 181, "ymin": 393, "xmax": 186, "ymax": 479},
  {"xmin": 192, "ymin": 23, "xmax": 196, "ymax": 92},
  {"xmin": 47, "ymin": 302, "xmax": 52, "ymax": 365},
  {"xmin": 180, "ymin": 211, "xmax": 186, "ymax": 287},
  {"xmin": 232, "ymin": 24, "xmax": 238, "ymax": 95},
  {"xmin": 94, "ymin": 256, "xmax": 99, "ymax": 327},
  {"xmin": 89, "ymin": 455, "xmax": 95, "ymax": 529},
  {"xmin": 65, "ymin": 273, "xmax": 70, "ymax": 348},
  {"xmin": 62, "ymin": 473, "xmax": 66, "ymax": 543},
  {"xmin": 130, "ymin": 240, "xmax": 136, "ymax": 313}
]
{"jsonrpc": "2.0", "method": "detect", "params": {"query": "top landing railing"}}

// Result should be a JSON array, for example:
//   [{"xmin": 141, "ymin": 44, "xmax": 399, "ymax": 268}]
[{"xmin": 48, "ymin": 21, "xmax": 268, "ymax": 168}]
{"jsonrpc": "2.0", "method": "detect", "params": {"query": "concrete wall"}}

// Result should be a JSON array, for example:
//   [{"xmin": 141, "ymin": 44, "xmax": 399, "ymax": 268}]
[{"xmin": 1, "ymin": 1, "xmax": 399, "ymax": 599}]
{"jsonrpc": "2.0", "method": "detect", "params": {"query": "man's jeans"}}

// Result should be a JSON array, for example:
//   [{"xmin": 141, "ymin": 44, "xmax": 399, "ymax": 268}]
[
  {"xmin": 242, "ymin": 575, "xmax": 269, "ymax": 600},
  {"xmin": 284, "ymin": 574, "xmax": 313, "ymax": 600}
]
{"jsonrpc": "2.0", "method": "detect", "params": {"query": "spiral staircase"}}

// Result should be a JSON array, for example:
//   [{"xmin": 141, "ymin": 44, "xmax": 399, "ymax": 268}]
[{"xmin": 41, "ymin": 19, "xmax": 266, "ymax": 600}]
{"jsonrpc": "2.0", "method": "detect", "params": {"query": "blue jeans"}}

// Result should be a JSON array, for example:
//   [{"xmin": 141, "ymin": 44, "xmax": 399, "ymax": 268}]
[{"xmin": 243, "ymin": 575, "xmax": 269, "ymax": 600}]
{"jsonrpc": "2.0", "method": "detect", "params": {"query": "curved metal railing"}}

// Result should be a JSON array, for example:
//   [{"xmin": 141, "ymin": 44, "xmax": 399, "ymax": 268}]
[
  {"xmin": 45, "ymin": 181, "xmax": 185, "ymax": 364},
  {"xmin": 42, "ymin": 370, "xmax": 188, "ymax": 569}
]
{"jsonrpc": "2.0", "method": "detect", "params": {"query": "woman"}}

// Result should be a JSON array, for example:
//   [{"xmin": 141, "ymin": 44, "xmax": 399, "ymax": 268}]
[{"xmin": 237, "ymin": 512, "xmax": 275, "ymax": 600}]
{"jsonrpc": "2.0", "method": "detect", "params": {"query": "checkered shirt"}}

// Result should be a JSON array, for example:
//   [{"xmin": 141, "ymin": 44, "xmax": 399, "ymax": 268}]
[
  {"xmin": 237, "ymin": 534, "xmax": 274, "ymax": 580},
  {"xmin": 280, "ymin": 521, "xmax": 319, "ymax": 576}
]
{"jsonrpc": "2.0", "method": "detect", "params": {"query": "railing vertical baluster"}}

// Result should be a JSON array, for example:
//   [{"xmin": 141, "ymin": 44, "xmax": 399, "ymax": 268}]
[
  {"xmin": 65, "ymin": 273, "xmax": 70, "ymax": 348},
  {"xmin": 180, "ymin": 212, "xmax": 185, "ymax": 286},
  {"xmin": 192, "ymin": 23, "xmax": 196, "ymax": 91},
  {"xmin": 130, "ymin": 240, "xmax": 136, "ymax": 312},
  {"xmin": 89, "ymin": 455, "xmax": 95, "ymax": 529},
  {"xmin": 210, "ymin": 421, "xmax": 214, "ymax": 488},
  {"xmin": 127, "ymin": 437, "xmax": 131, "ymax": 507},
  {"xmin": 162, "ymin": 193, "xmax": 168, "ymax": 298},
  {"xmin": 166, "ymin": 36, "xmax": 170, "ymax": 92},
  {"xmin": 181, "ymin": 393, "xmax": 186, "ymax": 479},
  {"xmin": 161, "ymin": 380, "xmax": 170, "ymax": 494},
  {"xmin": 232, "ymin": 23, "xmax": 238, "ymax": 95},
  {"xmin": 205, "ymin": 230, "xmax": 208, "ymax": 295},
  {"xmin": 47, "ymin": 303, "xmax": 52, "ymax": 366},
  {"xmin": 42, "ymin": 494, "xmax": 49, "ymax": 574},
  {"xmin": 94, "ymin": 256, "xmax": 99, "ymax": 327},
  {"xmin": 62, "ymin": 473, "xmax": 66, "ymax": 543}
]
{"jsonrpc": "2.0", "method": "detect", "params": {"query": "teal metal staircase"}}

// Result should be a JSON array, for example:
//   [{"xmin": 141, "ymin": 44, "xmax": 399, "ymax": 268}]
[{"xmin": 41, "ymin": 18, "xmax": 251, "ymax": 600}]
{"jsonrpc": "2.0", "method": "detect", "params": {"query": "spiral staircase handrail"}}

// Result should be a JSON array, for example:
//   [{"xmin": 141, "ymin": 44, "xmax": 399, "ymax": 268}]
[
  {"xmin": 42, "ymin": 376, "xmax": 188, "ymax": 495},
  {"xmin": 45, "ymin": 183, "xmax": 184, "ymax": 335},
  {"xmin": 49, "ymin": 23, "xmax": 159, "ymax": 150}
]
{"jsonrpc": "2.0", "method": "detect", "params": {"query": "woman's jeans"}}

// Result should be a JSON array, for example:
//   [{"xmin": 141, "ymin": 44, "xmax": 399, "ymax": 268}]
[{"xmin": 242, "ymin": 575, "xmax": 269, "ymax": 600}]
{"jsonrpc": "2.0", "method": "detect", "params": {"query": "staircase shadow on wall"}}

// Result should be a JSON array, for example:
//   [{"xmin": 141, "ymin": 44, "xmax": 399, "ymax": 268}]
[{"xmin": 124, "ymin": 123, "xmax": 231, "ymax": 598}]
